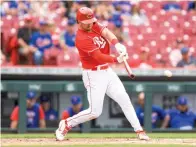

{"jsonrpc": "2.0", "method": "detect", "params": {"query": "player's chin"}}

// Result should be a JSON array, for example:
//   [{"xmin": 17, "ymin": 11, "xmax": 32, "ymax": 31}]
[{"xmin": 85, "ymin": 28, "xmax": 91, "ymax": 31}]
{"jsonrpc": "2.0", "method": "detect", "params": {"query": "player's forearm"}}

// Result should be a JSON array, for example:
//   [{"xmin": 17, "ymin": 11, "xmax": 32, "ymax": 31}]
[
  {"xmin": 18, "ymin": 38, "xmax": 28, "ymax": 47},
  {"xmin": 10, "ymin": 121, "xmax": 18, "ymax": 129},
  {"xmin": 91, "ymin": 50, "xmax": 117, "ymax": 64},
  {"xmin": 39, "ymin": 119, "xmax": 46, "ymax": 128},
  {"xmin": 161, "ymin": 115, "xmax": 170, "ymax": 128},
  {"xmin": 102, "ymin": 28, "xmax": 117, "ymax": 43}
]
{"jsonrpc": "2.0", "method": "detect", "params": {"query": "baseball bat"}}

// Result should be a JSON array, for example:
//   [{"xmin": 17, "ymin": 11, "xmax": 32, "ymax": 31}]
[{"xmin": 123, "ymin": 57, "xmax": 135, "ymax": 79}]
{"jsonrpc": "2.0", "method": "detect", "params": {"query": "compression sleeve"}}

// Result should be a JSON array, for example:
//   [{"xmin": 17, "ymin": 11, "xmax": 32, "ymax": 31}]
[{"xmin": 91, "ymin": 49, "xmax": 117, "ymax": 64}]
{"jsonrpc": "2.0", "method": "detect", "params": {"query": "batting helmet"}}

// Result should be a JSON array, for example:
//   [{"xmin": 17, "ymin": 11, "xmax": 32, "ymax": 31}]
[{"xmin": 76, "ymin": 7, "xmax": 97, "ymax": 24}]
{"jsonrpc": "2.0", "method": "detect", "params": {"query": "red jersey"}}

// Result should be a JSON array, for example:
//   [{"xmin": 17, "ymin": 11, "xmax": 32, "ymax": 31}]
[{"xmin": 75, "ymin": 22, "xmax": 110, "ymax": 69}]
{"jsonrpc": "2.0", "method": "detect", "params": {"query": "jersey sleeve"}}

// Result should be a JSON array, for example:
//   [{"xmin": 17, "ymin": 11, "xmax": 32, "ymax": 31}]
[
  {"xmin": 154, "ymin": 106, "xmax": 166, "ymax": 120},
  {"xmin": 61, "ymin": 111, "xmax": 70, "ymax": 120},
  {"xmin": 10, "ymin": 106, "xmax": 19, "ymax": 121},
  {"xmin": 92, "ymin": 22, "xmax": 106, "ymax": 36},
  {"xmin": 39, "ymin": 106, "xmax": 45, "ymax": 120}
]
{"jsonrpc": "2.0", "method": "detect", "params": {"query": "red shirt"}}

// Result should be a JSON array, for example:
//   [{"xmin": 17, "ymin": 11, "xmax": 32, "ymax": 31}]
[
  {"xmin": 10, "ymin": 106, "xmax": 45, "ymax": 121},
  {"xmin": 75, "ymin": 22, "xmax": 111, "ymax": 69}
]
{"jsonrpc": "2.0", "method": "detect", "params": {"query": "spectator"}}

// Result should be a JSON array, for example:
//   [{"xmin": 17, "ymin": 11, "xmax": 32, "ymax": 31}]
[
  {"xmin": 162, "ymin": 96, "xmax": 196, "ymax": 130},
  {"xmin": 122, "ymin": 3, "xmax": 149, "ymax": 26},
  {"xmin": 10, "ymin": 91, "xmax": 46, "ymax": 129},
  {"xmin": 17, "ymin": 1, "xmax": 31, "ymax": 16},
  {"xmin": 130, "ymin": 47, "xmax": 154, "ymax": 69},
  {"xmin": 95, "ymin": 1, "xmax": 114, "ymax": 21},
  {"xmin": 29, "ymin": 20, "xmax": 53, "ymax": 65},
  {"xmin": 0, "ymin": 0, "xmax": 9, "ymax": 16},
  {"xmin": 169, "ymin": 38, "xmax": 185, "ymax": 67},
  {"xmin": 61, "ymin": 95, "xmax": 83, "ymax": 120},
  {"xmin": 40, "ymin": 95, "xmax": 58, "ymax": 121},
  {"xmin": 47, "ymin": 20, "xmax": 62, "ymax": 50},
  {"xmin": 0, "ymin": 49, "xmax": 6, "ymax": 65},
  {"xmin": 31, "ymin": 1, "xmax": 50, "ymax": 18},
  {"xmin": 176, "ymin": 47, "xmax": 196, "ymax": 68},
  {"xmin": 188, "ymin": 1, "xmax": 196, "ymax": 12},
  {"xmin": 59, "ymin": 18, "xmax": 76, "ymax": 50},
  {"xmin": 17, "ymin": 14, "xmax": 38, "ymax": 65},
  {"xmin": 162, "ymin": 2, "xmax": 182, "ymax": 11},
  {"xmin": 136, "ymin": 92, "xmax": 166, "ymax": 128},
  {"xmin": 112, "ymin": 20, "xmax": 124, "ymax": 43},
  {"xmin": 7, "ymin": 0, "xmax": 18, "ymax": 16}
]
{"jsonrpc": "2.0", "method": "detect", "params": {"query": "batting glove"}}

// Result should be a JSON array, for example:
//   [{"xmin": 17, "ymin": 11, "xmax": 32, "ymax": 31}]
[
  {"xmin": 115, "ymin": 43, "xmax": 127, "ymax": 54},
  {"xmin": 116, "ymin": 52, "xmax": 129, "ymax": 63}
]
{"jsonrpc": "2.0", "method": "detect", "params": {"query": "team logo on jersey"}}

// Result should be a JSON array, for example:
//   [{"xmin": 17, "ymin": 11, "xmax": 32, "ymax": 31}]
[{"xmin": 93, "ymin": 36, "xmax": 106, "ymax": 49}]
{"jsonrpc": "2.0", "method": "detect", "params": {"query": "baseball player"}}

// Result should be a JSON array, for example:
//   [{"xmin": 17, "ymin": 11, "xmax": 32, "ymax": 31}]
[
  {"xmin": 10, "ymin": 91, "xmax": 46, "ymax": 129},
  {"xmin": 162, "ymin": 96, "xmax": 196, "ymax": 130},
  {"xmin": 55, "ymin": 7, "xmax": 149, "ymax": 141}
]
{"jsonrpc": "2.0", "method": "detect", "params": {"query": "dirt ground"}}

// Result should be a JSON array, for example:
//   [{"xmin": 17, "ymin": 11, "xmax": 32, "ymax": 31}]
[{"xmin": 1, "ymin": 138, "xmax": 196, "ymax": 146}]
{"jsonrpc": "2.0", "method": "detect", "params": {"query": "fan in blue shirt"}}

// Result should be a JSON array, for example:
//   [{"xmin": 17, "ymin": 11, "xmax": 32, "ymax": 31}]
[
  {"xmin": 29, "ymin": 20, "xmax": 53, "ymax": 65},
  {"xmin": 60, "ymin": 18, "xmax": 76, "ymax": 50}
]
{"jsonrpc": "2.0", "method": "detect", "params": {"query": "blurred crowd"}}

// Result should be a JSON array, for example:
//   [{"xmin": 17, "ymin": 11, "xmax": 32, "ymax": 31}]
[{"xmin": 1, "ymin": 0, "xmax": 196, "ymax": 68}]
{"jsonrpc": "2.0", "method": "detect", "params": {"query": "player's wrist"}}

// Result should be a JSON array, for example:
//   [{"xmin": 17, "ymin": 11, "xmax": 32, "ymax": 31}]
[
  {"xmin": 113, "ymin": 56, "xmax": 118, "ymax": 63},
  {"xmin": 111, "ymin": 39, "xmax": 119, "ymax": 46}
]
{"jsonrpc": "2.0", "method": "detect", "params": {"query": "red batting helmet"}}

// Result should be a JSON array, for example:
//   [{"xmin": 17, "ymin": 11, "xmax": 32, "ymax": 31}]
[{"xmin": 76, "ymin": 7, "xmax": 97, "ymax": 24}]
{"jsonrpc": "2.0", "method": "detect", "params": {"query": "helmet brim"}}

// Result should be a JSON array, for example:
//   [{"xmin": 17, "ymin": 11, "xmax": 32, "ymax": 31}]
[{"xmin": 80, "ymin": 17, "xmax": 97, "ymax": 24}]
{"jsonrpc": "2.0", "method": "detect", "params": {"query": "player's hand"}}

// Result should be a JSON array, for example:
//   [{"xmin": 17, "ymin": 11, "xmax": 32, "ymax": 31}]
[
  {"xmin": 116, "ymin": 52, "xmax": 129, "ymax": 63},
  {"xmin": 115, "ymin": 43, "xmax": 127, "ymax": 54}
]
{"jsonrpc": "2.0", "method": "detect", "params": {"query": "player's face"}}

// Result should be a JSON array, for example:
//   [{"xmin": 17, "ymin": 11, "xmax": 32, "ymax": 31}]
[
  {"xmin": 73, "ymin": 103, "xmax": 82, "ymax": 113},
  {"xmin": 26, "ymin": 99, "xmax": 34, "ymax": 108},
  {"xmin": 80, "ymin": 22, "xmax": 93, "ymax": 31},
  {"xmin": 177, "ymin": 104, "xmax": 188, "ymax": 112},
  {"xmin": 138, "ymin": 98, "xmax": 144, "ymax": 106},
  {"xmin": 42, "ymin": 102, "xmax": 50, "ymax": 111}
]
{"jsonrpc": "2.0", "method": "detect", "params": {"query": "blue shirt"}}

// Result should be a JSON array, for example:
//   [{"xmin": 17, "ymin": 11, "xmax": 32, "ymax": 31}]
[
  {"xmin": 177, "ymin": 57, "xmax": 196, "ymax": 67},
  {"xmin": 168, "ymin": 109, "xmax": 196, "ymax": 130},
  {"xmin": 63, "ymin": 32, "xmax": 76, "ymax": 47},
  {"xmin": 65, "ymin": 107, "xmax": 83, "ymax": 117},
  {"xmin": 26, "ymin": 103, "xmax": 41, "ymax": 128},
  {"xmin": 136, "ymin": 105, "xmax": 166, "ymax": 128},
  {"xmin": 188, "ymin": 2, "xmax": 196, "ymax": 11},
  {"xmin": 30, "ymin": 32, "xmax": 53, "ymax": 52},
  {"xmin": 163, "ymin": 3, "xmax": 181, "ymax": 11},
  {"xmin": 9, "ymin": 1, "xmax": 18, "ymax": 9},
  {"xmin": 44, "ymin": 108, "xmax": 58, "ymax": 121}
]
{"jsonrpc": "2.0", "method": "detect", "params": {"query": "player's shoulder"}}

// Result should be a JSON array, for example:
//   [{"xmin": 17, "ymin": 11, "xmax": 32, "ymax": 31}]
[
  {"xmin": 13, "ymin": 106, "xmax": 19, "ymax": 112},
  {"xmin": 65, "ymin": 107, "xmax": 72, "ymax": 112},
  {"xmin": 187, "ymin": 110, "xmax": 195, "ymax": 116},
  {"xmin": 168, "ymin": 109, "xmax": 179, "ymax": 115},
  {"xmin": 75, "ymin": 30, "xmax": 93, "ymax": 45},
  {"xmin": 76, "ymin": 30, "xmax": 89, "ymax": 39},
  {"xmin": 152, "ymin": 105, "xmax": 163, "ymax": 111},
  {"xmin": 135, "ymin": 105, "xmax": 143, "ymax": 112},
  {"xmin": 33, "ymin": 103, "xmax": 41, "ymax": 109}
]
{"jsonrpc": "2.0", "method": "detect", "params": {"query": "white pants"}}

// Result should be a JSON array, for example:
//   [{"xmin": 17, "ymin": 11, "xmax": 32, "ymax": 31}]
[{"xmin": 66, "ymin": 67, "xmax": 142, "ymax": 131}]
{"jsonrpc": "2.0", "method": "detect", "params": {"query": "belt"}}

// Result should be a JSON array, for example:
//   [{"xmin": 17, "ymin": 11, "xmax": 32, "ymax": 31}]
[{"xmin": 91, "ymin": 64, "xmax": 109, "ymax": 71}]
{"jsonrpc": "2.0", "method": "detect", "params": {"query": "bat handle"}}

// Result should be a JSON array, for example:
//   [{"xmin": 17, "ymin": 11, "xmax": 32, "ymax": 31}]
[{"xmin": 123, "ymin": 57, "xmax": 135, "ymax": 79}]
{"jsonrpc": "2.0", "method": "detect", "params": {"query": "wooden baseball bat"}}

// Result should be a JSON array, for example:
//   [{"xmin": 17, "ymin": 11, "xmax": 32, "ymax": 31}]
[{"xmin": 123, "ymin": 57, "xmax": 135, "ymax": 79}]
